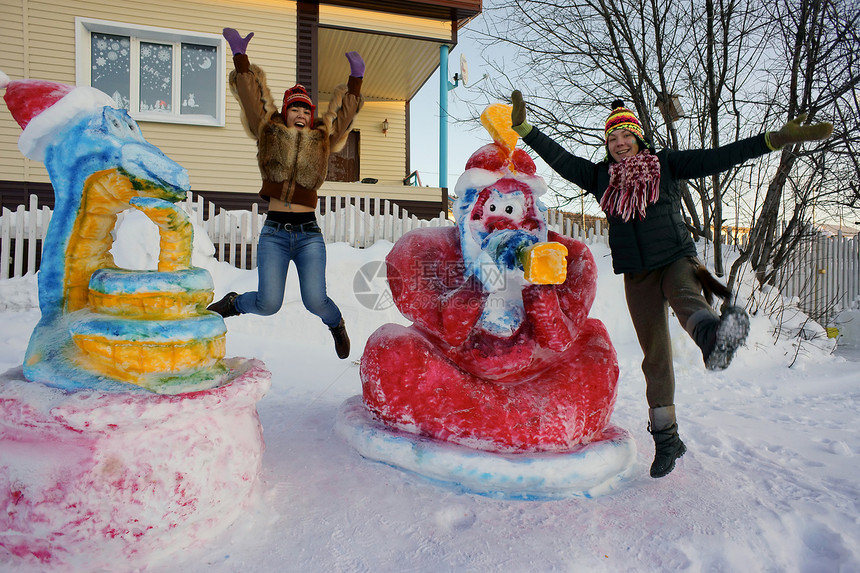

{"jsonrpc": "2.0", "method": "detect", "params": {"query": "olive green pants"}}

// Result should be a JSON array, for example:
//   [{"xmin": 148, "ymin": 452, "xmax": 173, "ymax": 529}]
[{"xmin": 624, "ymin": 257, "xmax": 719, "ymax": 408}]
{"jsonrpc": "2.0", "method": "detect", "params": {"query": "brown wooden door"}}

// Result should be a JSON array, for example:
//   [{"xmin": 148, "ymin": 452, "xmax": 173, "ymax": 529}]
[{"xmin": 327, "ymin": 130, "xmax": 360, "ymax": 182}]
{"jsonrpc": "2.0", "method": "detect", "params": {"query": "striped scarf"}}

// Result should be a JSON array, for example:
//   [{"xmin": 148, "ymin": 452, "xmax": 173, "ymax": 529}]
[{"xmin": 600, "ymin": 150, "xmax": 661, "ymax": 221}]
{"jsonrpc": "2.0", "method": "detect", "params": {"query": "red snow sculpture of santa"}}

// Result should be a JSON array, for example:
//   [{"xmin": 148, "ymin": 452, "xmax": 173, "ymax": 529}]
[{"xmin": 360, "ymin": 105, "xmax": 619, "ymax": 453}]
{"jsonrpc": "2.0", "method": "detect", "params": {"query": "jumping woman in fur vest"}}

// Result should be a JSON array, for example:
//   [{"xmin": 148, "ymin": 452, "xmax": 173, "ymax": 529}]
[{"xmin": 208, "ymin": 28, "xmax": 364, "ymax": 360}]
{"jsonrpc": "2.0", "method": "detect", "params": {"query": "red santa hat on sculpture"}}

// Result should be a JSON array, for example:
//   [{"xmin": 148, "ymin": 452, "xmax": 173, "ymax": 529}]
[
  {"xmin": 452, "ymin": 103, "xmax": 551, "ymax": 290},
  {"xmin": 0, "ymin": 70, "xmax": 116, "ymax": 162},
  {"xmin": 453, "ymin": 103, "xmax": 548, "ymax": 224}
]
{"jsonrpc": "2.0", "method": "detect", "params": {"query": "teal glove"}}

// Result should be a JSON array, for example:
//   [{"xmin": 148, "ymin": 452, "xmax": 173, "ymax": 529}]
[
  {"xmin": 511, "ymin": 90, "xmax": 533, "ymax": 137},
  {"xmin": 766, "ymin": 113, "xmax": 833, "ymax": 150}
]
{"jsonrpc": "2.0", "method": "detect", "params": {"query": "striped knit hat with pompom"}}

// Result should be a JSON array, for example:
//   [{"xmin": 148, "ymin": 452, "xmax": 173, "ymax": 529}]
[
  {"xmin": 605, "ymin": 100, "xmax": 645, "ymax": 141},
  {"xmin": 604, "ymin": 99, "xmax": 653, "ymax": 161}
]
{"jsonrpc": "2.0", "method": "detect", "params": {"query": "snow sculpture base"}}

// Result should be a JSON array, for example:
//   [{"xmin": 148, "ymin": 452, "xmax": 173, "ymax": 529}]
[
  {"xmin": 0, "ymin": 358, "xmax": 271, "ymax": 571},
  {"xmin": 336, "ymin": 397, "xmax": 636, "ymax": 500}
]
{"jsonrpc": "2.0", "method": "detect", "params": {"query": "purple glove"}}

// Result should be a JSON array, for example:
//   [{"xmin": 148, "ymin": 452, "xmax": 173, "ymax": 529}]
[
  {"xmin": 345, "ymin": 51, "xmax": 365, "ymax": 78},
  {"xmin": 223, "ymin": 28, "xmax": 254, "ymax": 55}
]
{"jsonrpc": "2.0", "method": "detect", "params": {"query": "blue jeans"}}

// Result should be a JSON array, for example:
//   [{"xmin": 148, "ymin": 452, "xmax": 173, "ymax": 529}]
[{"xmin": 235, "ymin": 224, "xmax": 342, "ymax": 328}]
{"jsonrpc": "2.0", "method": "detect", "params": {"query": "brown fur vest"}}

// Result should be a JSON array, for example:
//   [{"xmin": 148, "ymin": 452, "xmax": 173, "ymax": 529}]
[
  {"xmin": 229, "ymin": 60, "xmax": 359, "ymax": 204},
  {"xmin": 258, "ymin": 118, "xmax": 330, "ymax": 193}
]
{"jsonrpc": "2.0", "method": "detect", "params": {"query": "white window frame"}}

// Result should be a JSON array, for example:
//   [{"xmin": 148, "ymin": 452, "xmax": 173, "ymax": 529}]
[{"xmin": 75, "ymin": 17, "xmax": 226, "ymax": 127}]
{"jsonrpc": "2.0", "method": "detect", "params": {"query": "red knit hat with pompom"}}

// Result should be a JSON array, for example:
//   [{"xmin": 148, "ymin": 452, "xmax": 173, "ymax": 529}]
[{"xmin": 282, "ymin": 84, "xmax": 316, "ymax": 124}]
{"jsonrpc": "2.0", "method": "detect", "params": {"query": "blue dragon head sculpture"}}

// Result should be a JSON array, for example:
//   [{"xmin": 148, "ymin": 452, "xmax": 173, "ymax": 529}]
[{"xmin": 2, "ymin": 72, "xmax": 228, "ymax": 394}]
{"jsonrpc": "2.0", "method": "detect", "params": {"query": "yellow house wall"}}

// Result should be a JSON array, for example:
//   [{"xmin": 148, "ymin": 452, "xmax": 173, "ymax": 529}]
[
  {"xmin": 319, "ymin": 5, "xmax": 452, "ymax": 39},
  {"xmin": 1, "ymin": 0, "xmax": 295, "ymax": 194},
  {"xmin": 351, "ymin": 100, "xmax": 408, "ymax": 185},
  {"xmin": 1, "ymin": 0, "xmax": 414, "ymax": 197},
  {"xmin": 0, "ymin": 0, "xmax": 27, "ymax": 180}
]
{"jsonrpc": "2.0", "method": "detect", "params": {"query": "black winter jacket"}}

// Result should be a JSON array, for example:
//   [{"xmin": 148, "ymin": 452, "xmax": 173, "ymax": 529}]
[{"xmin": 522, "ymin": 127, "xmax": 771, "ymax": 274}]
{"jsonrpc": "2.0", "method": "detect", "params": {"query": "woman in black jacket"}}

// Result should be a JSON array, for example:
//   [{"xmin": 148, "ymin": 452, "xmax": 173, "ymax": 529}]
[{"xmin": 510, "ymin": 92, "xmax": 831, "ymax": 477}]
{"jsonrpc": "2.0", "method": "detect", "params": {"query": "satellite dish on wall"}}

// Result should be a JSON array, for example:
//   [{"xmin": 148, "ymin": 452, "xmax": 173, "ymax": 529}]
[{"xmin": 460, "ymin": 53, "xmax": 469, "ymax": 86}]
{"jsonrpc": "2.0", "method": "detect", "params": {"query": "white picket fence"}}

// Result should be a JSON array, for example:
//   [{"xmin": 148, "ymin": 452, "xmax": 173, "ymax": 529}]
[
  {"xmin": 774, "ymin": 232, "xmax": 860, "ymax": 325},
  {"xmin": 194, "ymin": 195, "xmax": 458, "ymax": 270},
  {"xmin": 3, "ymin": 193, "xmax": 857, "ymax": 321},
  {"xmin": 1, "ymin": 195, "xmax": 52, "ymax": 280},
  {"xmin": 0, "ymin": 192, "xmax": 610, "ymax": 278},
  {"xmin": 198, "ymin": 197, "xmax": 609, "ymax": 269}
]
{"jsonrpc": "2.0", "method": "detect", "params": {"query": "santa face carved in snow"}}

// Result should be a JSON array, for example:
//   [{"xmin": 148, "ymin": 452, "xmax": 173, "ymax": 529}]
[
  {"xmin": 360, "ymin": 132, "xmax": 619, "ymax": 453},
  {"xmin": 466, "ymin": 179, "xmax": 544, "ymax": 240},
  {"xmin": 462, "ymin": 178, "xmax": 545, "ymax": 275},
  {"xmin": 457, "ymin": 176, "xmax": 548, "ymax": 338}
]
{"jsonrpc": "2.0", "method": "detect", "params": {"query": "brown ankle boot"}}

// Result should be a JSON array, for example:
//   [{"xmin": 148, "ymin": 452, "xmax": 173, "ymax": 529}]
[
  {"xmin": 207, "ymin": 292, "xmax": 239, "ymax": 318},
  {"xmin": 329, "ymin": 318, "xmax": 350, "ymax": 359}
]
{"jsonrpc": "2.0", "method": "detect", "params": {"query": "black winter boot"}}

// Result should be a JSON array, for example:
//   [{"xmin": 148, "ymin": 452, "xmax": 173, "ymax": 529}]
[
  {"xmin": 329, "ymin": 318, "xmax": 350, "ymax": 359},
  {"xmin": 648, "ymin": 406, "xmax": 686, "ymax": 478},
  {"xmin": 704, "ymin": 305, "xmax": 750, "ymax": 371},
  {"xmin": 207, "ymin": 292, "xmax": 239, "ymax": 318}
]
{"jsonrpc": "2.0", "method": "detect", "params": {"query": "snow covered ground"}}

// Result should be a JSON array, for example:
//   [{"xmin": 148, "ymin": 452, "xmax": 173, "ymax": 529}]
[{"xmin": 1, "ymin": 213, "xmax": 858, "ymax": 572}]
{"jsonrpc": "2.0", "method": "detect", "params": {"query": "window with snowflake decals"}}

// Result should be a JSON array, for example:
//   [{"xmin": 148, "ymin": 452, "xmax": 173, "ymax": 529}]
[{"xmin": 77, "ymin": 18, "xmax": 225, "ymax": 127}]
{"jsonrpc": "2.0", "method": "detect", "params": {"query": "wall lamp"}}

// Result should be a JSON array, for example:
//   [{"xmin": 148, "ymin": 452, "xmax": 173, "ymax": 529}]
[{"xmin": 382, "ymin": 118, "xmax": 389, "ymax": 136}]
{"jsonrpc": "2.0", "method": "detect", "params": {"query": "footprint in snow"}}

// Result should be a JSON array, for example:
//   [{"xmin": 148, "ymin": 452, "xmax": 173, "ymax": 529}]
[{"xmin": 435, "ymin": 506, "xmax": 477, "ymax": 532}]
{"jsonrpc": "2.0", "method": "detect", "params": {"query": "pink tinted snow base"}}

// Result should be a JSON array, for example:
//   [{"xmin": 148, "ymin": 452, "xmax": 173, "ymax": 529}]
[
  {"xmin": 0, "ymin": 358, "xmax": 271, "ymax": 571},
  {"xmin": 361, "ymin": 227, "xmax": 619, "ymax": 453}
]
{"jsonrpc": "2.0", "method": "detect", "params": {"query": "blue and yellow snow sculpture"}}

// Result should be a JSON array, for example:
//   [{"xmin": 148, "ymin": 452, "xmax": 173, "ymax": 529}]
[{"xmin": 2, "ymin": 73, "xmax": 226, "ymax": 393}]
